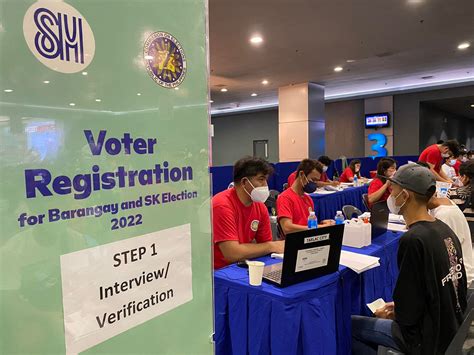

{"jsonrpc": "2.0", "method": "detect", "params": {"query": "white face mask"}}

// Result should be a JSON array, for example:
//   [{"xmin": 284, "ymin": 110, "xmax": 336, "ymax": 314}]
[
  {"xmin": 449, "ymin": 159, "xmax": 457, "ymax": 166},
  {"xmin": 322, "ymin": 166, "xmax": 328, "ymax": 173},
  {"xmin": 244, "ymin": 179, "xmax": 270, "ymax": 203},
  {"xmin": 387, "ymin": 189, "xmax": 408, "ymax": 215},
  {"xmin": 441, "ymin": 153, "xmax": 450, "ymax": 158}
]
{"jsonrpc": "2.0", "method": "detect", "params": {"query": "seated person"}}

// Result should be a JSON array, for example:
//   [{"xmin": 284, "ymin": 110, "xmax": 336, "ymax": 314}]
[
  {"xmin": 277, "ymin": 159, "xmax": 334, "ymax": 235},
  {"xmin": 367, "ymin": 158, "xmax": 396, "ymax": 208},
  {"xmin": 452, "ymin": 160, "xmax": 474, "ymax": 211},
  {"xmin": 212, "ymin": 157, "xmax": 285, "ymax": 269},
  {"xmin": 287, "ymin": 155, "xmax": 338, "ymax": 187},
  {"xmin": 418, "ymin": 139, "xmax": 460, "ymax": 182},
  {"xmin": 352, "ymin": 164, "xmax": 467, "ymax": 355},
  {"xmin": 316, "ymin": 155, "xmax": 339, "ymax": 187},
  {"xmin": 441, "ymin": 155, "xmax": 458, "ymax": 180},
  {"xmin": 428, "ymin": 195, "xmax": 473, "ymax": 286},
  {"xmin": 339, "ymin": 159, "xmax": 362, "ymax": 183}
]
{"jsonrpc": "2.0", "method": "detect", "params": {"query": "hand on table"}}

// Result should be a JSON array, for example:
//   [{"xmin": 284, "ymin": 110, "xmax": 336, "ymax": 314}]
[
  {"xmin": 374, "ymin": 301, "xmax": 395, "ymax": 320},
  {"xmin": 320, "ymin": 219, "xmax": 336, "ymax": 227},
  {"xmin": 271, "ymin": 240, "xmax": 285, "ymax": 254}
]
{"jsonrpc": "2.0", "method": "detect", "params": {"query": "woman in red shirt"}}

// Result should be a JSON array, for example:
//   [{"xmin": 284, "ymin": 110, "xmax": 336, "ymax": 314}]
[
  {"xmin": 339, "ymin": 159, "xmax": 362, "ymax": 183},
  {"xmin": 368, "ymin": 158, "xmax": 396, "ymax": 208}
]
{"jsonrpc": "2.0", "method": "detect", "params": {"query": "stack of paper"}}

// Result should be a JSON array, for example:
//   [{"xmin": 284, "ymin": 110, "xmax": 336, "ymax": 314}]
[
  {"xmin": 387, "ymin": 223, "xmax": 407, "ymax": 232},
  {"xmin": 388, "ymin": 214, "xmax": 405, "ymax": 224},
  {"xmin": 339, "ymin": 250, "xmax": 380, "ymax": 274},
  {"xmin": 367, "ymin": 298, "xmax": 386, "ymax": 314}
]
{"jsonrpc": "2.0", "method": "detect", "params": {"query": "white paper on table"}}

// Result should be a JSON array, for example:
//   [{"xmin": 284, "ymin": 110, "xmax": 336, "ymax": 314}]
[
  {"xmin": 367, "ymin": 298, "xmax": 386, "ymax": 314},
  {"xmin": 387, "ymin": 222, "xmax": 408, "ymax": 232},
  {"xmin": 339, "ymin": 250, "xmax": 380, "ymax": 274},
  {"xmin": 313, "ymin": 190, "xmax": 337, "ymax": 195},
  {"xmin": 388, "ymin": 214, "xmax": 405, "ymax": 224},
  {"xmin": 271, "ymin": 253, "xmax": 284, "ymax": 259}
]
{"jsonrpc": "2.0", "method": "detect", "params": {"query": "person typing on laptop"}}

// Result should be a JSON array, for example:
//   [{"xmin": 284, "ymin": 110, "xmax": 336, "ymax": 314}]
[
  {"xmin": 277, "ymin": 159, "xmax": 334, "ymax": 235},
  {"xmin": 212, "ymin": 157, "xmax": 285, "ymax": 269},
  {"xmin": 352, "ymin": 163, "xmax": 467, "ymax": 355}
]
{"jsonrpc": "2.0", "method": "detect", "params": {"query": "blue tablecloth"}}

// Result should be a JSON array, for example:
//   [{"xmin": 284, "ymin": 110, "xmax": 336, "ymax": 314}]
[
  {"xmin": 310, "ymin": 186, "xmax": 368, "ymax": 221},
  {"xmin": 214, "ymin": 230, "xmax": 402, "ymax": 355}
]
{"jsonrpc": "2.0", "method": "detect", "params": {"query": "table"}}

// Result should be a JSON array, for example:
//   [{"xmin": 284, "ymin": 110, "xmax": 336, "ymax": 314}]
[
  {"xmin": 214, "ymin": 230, "xmax": 402, "ymax": 355},
  {"xmin": 310, "ymin": 186, "xmax": 368, "ymax": 221}
]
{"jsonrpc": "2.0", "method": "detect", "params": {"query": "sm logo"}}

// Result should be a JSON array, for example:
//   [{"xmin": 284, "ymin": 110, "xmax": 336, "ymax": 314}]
[{"xmin": 23, "ymin": 2, "xmax": 95, "ymax": 73}]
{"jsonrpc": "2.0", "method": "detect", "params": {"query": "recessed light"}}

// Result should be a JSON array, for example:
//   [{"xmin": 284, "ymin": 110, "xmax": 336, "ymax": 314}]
[
  {"xmin": 458, "ymin": 42, "xmax": 470, "ymax": 50},
  {"xmin": 174, "ymin": 87, "xmax": 179, "ymax": 91},
  {"xmin": 250, "ymin": 35, "xmax": 263, "ymax": 45},
  {"xmin": 82, "ymin": 71, "xmax": 88, "ymax": 76},
  {"xmin": 95, "ymin": 99, "xmax": 101, "ymax": 102},
  {"xmin": 3, "ymin": 89, "xmax": 13, "ymax": 93},
  {"xmin": 334, "ymin": 66, "xmax": 343, "ymax": 72},
  {"xmin": 220, "ymin": 88, "xmax": 228, "ymax": 92},
  {"xmin": 261, "ymin": 80, "xmax": 269, "ymax": 85},
  {"xmin": 43, "ymin": 80, "xmax": 50, "ymax": 84},
  {"xmin": 346, "ymin": 59, "xmax": 355, "ymax": 63},
  {"xmin": 69, "ymin": 103, "xmax": 76, "ymax": 107},
  {"xmin": 471, "ymin": 104, "xmax": 474, "ymax": 108},
  {"xmin": 209, "ymin": 100, "xmax": 214, "ymax": 103},
  {"xmin": 251, "ymin": 93, "xmax": 258, "ymax": 97},
  {"xmin": 144, "ymin": 55, "xmax": 154, "ymax": 60},
  {"xmin": 137, "ymin": 93, "xmax": 141, "ymax": 96}
]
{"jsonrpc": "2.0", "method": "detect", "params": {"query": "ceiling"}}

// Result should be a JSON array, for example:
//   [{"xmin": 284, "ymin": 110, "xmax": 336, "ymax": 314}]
[
  {"xmin": 209, "ymin": 0, "xmax": 474, "ymax": 114},
  {"xmin": 423, "ymin": 95, "xmax": 474, "ymax": 119}
]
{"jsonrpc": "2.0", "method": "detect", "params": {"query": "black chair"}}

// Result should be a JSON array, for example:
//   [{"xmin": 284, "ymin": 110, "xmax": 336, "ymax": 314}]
[
  {"xmin": 342, "ymin": 205, "xmax": 363, "ymax": 220},
  {"xmin": 265, "ymin": 189, "xmax": 280, "ymax": 216},
  {"xmin": 362, "ymin": 193, "xmax": 370, "ymax": 211},
  {"xmin": 282, "ymin": 183, "xmax": 289, "ymax": 190},
  {"xmin": 445, "ymin": 309, "xmax": 474, "ymax": 354}
]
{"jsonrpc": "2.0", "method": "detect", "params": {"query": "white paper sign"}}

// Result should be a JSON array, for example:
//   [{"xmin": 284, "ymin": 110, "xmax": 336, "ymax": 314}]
[
  {"xmin": 295, "ymin": 246, "xmax": 330, "ymax": 272},
  {"xmin": 60, "ymin": 224, "xmax": 193, "ymax": 354}
]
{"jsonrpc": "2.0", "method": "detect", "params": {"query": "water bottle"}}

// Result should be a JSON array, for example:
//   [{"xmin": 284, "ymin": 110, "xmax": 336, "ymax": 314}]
[
  {"xmin": 307, "ymin": 211, "xmax": 318, "ymax": 229},
  {"xmin": 335, "ymin": 211, "xmax": 345, "ymax": 225},
  {"xmin": 353, "ymin": 176, "xmax": 358, "ymax": 187}
]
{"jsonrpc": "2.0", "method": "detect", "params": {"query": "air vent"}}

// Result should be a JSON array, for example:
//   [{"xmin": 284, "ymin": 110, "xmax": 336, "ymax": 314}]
[{"xmin": 421, "ymin": 75, "xmax": 434, "ymax": 80}]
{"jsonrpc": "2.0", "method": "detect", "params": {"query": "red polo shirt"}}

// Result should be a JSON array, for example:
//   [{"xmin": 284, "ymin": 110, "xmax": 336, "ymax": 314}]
[
  {"xmin": 277, "ymin": 187, "xmax": 315, "ymax": 227},
  {"xmin": 453, "ymin": 160, "xmax": 461, "ymax": 175},
  {"xmin": 212, "ymin": 188, "xmax": 272, "ymax": 269},
  {"xmin": 339, "ymin": 167, "xmax": 355, "ymax": 183},
  {"xmin": 368, "ymin": 177, "xmax": 391, "ymax": 208},
  {"xmin": 419, "ymin": 144, "xmax": 443, "ymax": 172}
]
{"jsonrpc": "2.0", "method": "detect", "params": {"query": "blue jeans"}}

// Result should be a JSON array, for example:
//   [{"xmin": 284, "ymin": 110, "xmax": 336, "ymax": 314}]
[{"xmin": 351, "ymin": 315, "xmax": 403, "ymax": 355}]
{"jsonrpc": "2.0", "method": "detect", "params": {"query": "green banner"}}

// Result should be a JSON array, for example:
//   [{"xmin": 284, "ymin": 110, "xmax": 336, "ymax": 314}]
[{"xmin": 0, "ymin": 0, "xmax": 213, "ymax": 353}]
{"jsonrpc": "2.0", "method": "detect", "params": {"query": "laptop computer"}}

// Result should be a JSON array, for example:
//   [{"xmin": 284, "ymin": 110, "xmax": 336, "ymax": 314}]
[
  {"xmin": 262, "ymin": 224, "xmax": 344, "ymax": 287},
  {"xmin": 371, "ymin": 201, "xmax": 389, "ymax": 238}
]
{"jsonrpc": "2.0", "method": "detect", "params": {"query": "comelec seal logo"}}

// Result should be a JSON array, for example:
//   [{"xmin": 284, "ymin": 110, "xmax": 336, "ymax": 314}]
[
  {"xmin": 250, "ymin": 220, "xmax": 260, "ymax": 232},
  {"xmin": 23, "ymin": 1, "xmax": 95, "ymax": 73},
  {"xmin": 143, "ymin": 32, "xmax": 187, "ymax": 88}
]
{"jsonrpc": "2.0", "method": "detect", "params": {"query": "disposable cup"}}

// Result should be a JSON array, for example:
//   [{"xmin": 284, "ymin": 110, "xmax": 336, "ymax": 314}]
[
  {"xmin": 247, "ymin": 261, "xmax": 265, "ymax": 286},
  {"xmin": 436, "ymin": 181, "xmax": 452, "ymax": 198}
]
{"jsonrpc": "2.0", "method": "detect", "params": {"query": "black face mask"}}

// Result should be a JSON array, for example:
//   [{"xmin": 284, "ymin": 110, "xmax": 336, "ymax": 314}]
[{"xmin": 302, "ymin": 175, "xmax": 317, "ymax": 193}]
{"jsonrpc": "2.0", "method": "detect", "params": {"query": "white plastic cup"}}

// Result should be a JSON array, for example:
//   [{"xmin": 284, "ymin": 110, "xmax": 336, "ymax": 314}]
[
  {"xmin": 247, "ymin": 261, "xmax": 265, "ymax": 286},
  {"xmin": 436, "ymin": 181, "xmax": 452, "ymax": 198}
]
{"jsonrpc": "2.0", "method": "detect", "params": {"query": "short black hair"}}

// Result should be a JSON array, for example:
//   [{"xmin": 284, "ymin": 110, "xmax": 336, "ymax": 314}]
[
  {"xmin": 233, "ymin": 156, "xmax": 274, "ymax": 183},
  {"xmin": 376, "ymin": 158, "xmax": 396, "ymax": 182},
  {"xmin": 296, "ymin": 159, "xmax": 323, "ymax": 176},
  {"xmin": 416, "ymin": 161, "xmax": 430, "ymax": 169},
  {"xmin": 437, "ymin": 140, "xmax": 445, "ymax": 144},
  {"xmin": 349, "ymin": 159, "xmax": 361, "ymax": 173},
  {"xmin": 442, "ymin": 139, "xmax": 460, "ymax": 157},
  {"xmin": 318, "ymin": 155, "xmax": 332, "ymax": 167},
  {"xmin": 459, "ymin": 161, "xmax": 474, "ymax": 179}
]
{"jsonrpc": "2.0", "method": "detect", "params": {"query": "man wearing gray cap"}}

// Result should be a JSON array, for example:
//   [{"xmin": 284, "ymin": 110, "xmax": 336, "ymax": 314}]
[{"xmin": 352, "ymin": 163, "xmax": 467, "ymax": 355}]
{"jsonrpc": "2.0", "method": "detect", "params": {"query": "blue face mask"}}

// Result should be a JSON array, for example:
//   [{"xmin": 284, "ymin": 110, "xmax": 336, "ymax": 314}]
[{"xmin": 302, "ymin": 174, "xmax": 317, "ymax": 193}]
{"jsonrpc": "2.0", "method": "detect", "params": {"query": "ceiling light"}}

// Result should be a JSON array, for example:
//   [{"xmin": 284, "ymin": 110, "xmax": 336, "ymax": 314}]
[
  {"xmin": 209, "ymin": 100, "xmax": 214, "ymax": 103},
  {"xmin": 261, "ymin": 80, "xmax": 269, "ymax": 85},
  {"xmin": 82, "ymin": 71, "xmax": 88, "ymax": 76},
  {"xmin": 346, "ymin": 59, "xmax": 355, "ymax": 63},
  {"xmin": 458, "ymin": 42, "xmax": 471, "ymax": 50},
  {"xmin": 144, "ymin": 55, "xmax": 154, "ymax": 60},
  {"xmin": 220, "ymin": 88, "xmax": 228, "ymax": 92},
  {"xmin": 43, "ymin": 80, "xmax": 50, "ymax": 84},
  {"xmin": 4, "ymin": 89, "xmax": 13, "ymax": 93},
  {"xmin": 251, "ymin": 93, "xmax": 258, "ymax": 97},
  {"xmin": 95, "ymin": 98, "xmax": 101, "ymax": 102},
  {"xmin": 137, "ymin": 93, "xmax": 141, "ymax": 96},
  {"xmin": 334, "ymin": 66, "xmax": 343, "ymax": 72},
  {"xmin": 69, "ymin": 103, "xmax": 76, "ymax": 107},
  {"xmin": 174, "ymin": 87, "xmax": 179, "ymax": 91},
  {"xmin": 471, "ymin": 104, "xmax": 474, "ymax": 108},
  {"xmin": 250, "ymin": 35, "xmax": 263, "ymax": 45}
]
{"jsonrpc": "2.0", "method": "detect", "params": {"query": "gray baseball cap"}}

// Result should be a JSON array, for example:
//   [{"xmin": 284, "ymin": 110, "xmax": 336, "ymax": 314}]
[{"xmin": 386, "ymin": 163, "xmax": 436, "ymax": 197}]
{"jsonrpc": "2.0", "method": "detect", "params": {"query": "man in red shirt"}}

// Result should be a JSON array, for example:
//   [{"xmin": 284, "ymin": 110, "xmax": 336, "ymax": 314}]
[
  {"xmin": 287, "ymin": 156, "xmax": 338, "ymax": 187},
  {"xmin": 212, "ymin": 157, "xmax": 285, "ymax": 269},
  {"xmin": 418, "ymin": 140, "xmax": 459, "ymax": 182},
  {"xmin": 278, "ymin": 159, "xmax": 334, "ymax": 235}
]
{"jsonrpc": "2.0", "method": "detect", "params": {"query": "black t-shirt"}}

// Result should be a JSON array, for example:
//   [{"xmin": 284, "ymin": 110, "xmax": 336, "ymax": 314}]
[{"xmin": 393, "ymin": 219, "xmax": 467, "ymax": 355}]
